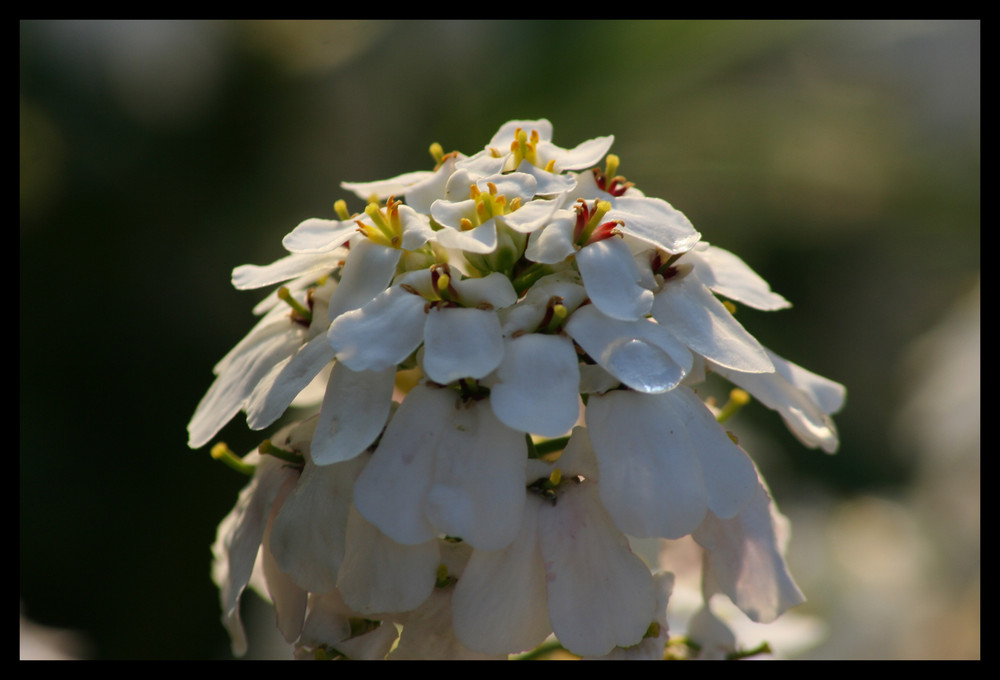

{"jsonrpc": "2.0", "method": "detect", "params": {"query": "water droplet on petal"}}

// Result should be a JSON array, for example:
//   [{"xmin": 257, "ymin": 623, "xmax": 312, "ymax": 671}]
[{"xmin": 602, "ymin": 338, "xmax": 684, "ymax": 393}]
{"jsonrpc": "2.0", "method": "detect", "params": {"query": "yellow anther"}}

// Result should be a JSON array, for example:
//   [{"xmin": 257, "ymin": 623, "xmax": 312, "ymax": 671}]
[
  {"xmin": 487, "ymin": 182, "xmax": 498, "ymax": 195},
  {"xmin": 604, "ymin": 153, "xmax": 620, "ymax": 180},
  {"xmin": 334, "ymin": 199, "xmax": 350, "ymax": 220},
  {"xmin": 549, "ymin": 468, "xmax": 563, "ymax": 486},
  {"xmin": 544, "ymin": 159, "xmax": 556, "ymax": 172},
  {"xmin": 211, "ymin": 442, "xmax": 232, "ymax": 460},
  {"xmin": 429, "ymin": 142, "xmax": 444, "ymax": 164},
  {"xmin": 277, "ymin": 286, "xmax": 313, "ymax": 322},
  {"xmin": 469, "ymin": 184, "xmax": 481, "ymax": 199},
  {"xmin": 723, "ymin": 300, "xmax": 737, "ymax": 315},
  {"xmin": 552, "ymin": 304, "xmax": 568, "ymax": 321},
  {"xmin": 509, "ymin": 197, "xmax": 522, "ymax": 212},
  {"xmin": 436, "ymin": 272, "xmax": 451, "ymax": 294},
  {"xmin": 459, "ymin": 217, "xmax": 475, "ymax": 231},
  {"xmin": 716, "ymin": 388, "xmax": 751, "ymax": 424},
  {"xmin": 211, "ymin": 442, "xmax": 255, "ymax": 475}
]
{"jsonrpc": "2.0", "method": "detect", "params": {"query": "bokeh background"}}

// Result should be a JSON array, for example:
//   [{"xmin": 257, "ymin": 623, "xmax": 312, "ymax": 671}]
[{"xmin": 20, "ymin": 20, "xmax": 979, "ymax": 660}]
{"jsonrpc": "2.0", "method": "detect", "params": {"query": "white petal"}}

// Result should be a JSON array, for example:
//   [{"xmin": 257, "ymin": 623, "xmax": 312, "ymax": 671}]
[
  {"xmin": 397, "ymin": 205, "xmax": 436, "ymax": 251},
  {"xmin": 692, "ymin": 244, "xmax": 791, "ymax": 311},
  {"xmin": 652, "ymin": 272, "xmax": 773, "ymax": 373},
  {"xmin": 538, "ymin": 483, "xmax": 656, "ymax": 657},
  {"xmin": 587, "ymin": 389, "xmax": 708, "ymax": 539},
  {"xmin": 261, "ymin": 498, "xmax": 308, "ymax": 643},
  {"xmin": 282, "ymin": 218, "xmax": 358, "ymax": 254},
  {"xmin": 310, "ymin": 363, "xmax": 395, "ymax": 465},
  {"xmin": 327, "ymin": 285, "xmax": 427, "ymax": 372},
  {"xmin": 490, "ymin": 334, "xmax": 581, "ymax": 437},
  {"xmin": 422, "ymin": 307, "xmax": 504, "ymax": 384},
  {"xmin": 244, "ymin": 333, "xmax": 335, "ymax": 431},
  {"xmin": 268, "ymin": 455, "xmax": 365, "ymax": 593},
  {"xmin": 231, "ymin": 251, "xmax": 342, "ymax": 290},
  {"xmin": 576, "ymin": 238, "xmax": 654, "ymax": 321},
  {"xmin": 450, "ymin": 271, "xmax": 517, "ymax": 309},
  {"xmin": 337, "ymin": 506, "xmax": 439, "ymax": 615},
  {"xmin": 693, "ymin": 479, "xmax": 805, "ymax": 623},
  {"xmin": 539, "ymin": 134, "xmax": 615, "ymax": 171},
  {"xmin": 434, "ymin": 220, "xmax": 498, "ymax": 254},
  {"xmin": 607, "ymin": 195, "xmax": 701, "ymax": 254},
  {"xmin": 405, "ymin": 155, "xmax": 462, "ymax": 214},
  {"xmin": 524, "ymin": 211, "xmax": 577, "ymax": 264},
  {"xmin": 498, "ymin": 197, "xmax": 560, "ymax": 234},
  {"xmin": 452, "ymin": 497, "xmax": 552, "ymax": 655},
  {"xmin": 671, "ymin": 387, "xmax": 758, "ymax": 519},
  {"xmin": 511, "ymin": 159, "xmax": 577, "ymax": 195},
  {"xmin": 341, "ymin": 170, "xmax": 434, "ymax": 201},
  {"xmin": 565, "ymin": 304, "xmax": 692, "ymax": 394},
  {"xmin": 352, "ymin": 384, "xmax": 454, "ymax": 545},
  {"xmin": 424, "ymin": 398, "xmax": 527, "ymax": 550},
  {"xmin": 188, "ymin": 325, "xmax": 302, "ymax": 448},
  {"xmin": 487, "ymin": 119, "xmax": 552, "ymax": 148},
  {"xmin": 325, "ymin": 239, "xmax": 401, "ymax": 322}
]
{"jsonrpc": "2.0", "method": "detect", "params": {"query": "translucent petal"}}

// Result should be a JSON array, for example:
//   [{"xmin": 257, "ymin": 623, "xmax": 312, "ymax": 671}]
[
  {"xmin": 452, "ymin": 497, "xmax": 552, "ymax": 655},
  {"xmin": 693, "ymin": 479, "xmax": 805, "ymax": 623},
  {"xmin": 424, "ymin": 398, "xmax": 527, "ymax": 550},
  {"xmin": 576, "ymin": 238, "xmax": 654, "ymax": 321},
  {"xmin": 337, "ymin": 506, "xmax": 439, "ymax": 615},
  {"xmin": 341, "ymin": 170, "xmax": 434, "ymax": 201},
  {"xmin": 490, "ymin": 334, "xmax": 580, "ymax": 437},
  {"xmin": 587, "ymin": 390, "xmax": 708, "ymax": 539},
  {"xmin": 422, "ymin": 307, "xmax": 504, "ymax": 384},
  {"xmin": 310, "ymin": 363, "xmax": 395, "ymax": 465},
  {"xmin": 538, "ymin": 483, "xmax": 656, "ymax": 657},
  {"xmin": 691, "ymin": 244, "xmax": 791, "ymax": 311},
  {"xmin": 244, "ymin": 333, "xmax": 336, "ymax": 431},
  {"xmin": 652, "ymin": 273, "xmax": 773, "ymax": 373},
  {"xmin": 352, "ymin": 384, "xmax": 454, "ymax": 545},
  {"xmin": 231, "ymin": 251, "xmax": 342, "ymax": 291}
]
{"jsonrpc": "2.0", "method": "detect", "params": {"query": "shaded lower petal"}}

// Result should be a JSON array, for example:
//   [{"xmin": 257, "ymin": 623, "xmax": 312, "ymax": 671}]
[{"xmin": 422, "ymin": 307, "xmax": 504, "ymax": 384}]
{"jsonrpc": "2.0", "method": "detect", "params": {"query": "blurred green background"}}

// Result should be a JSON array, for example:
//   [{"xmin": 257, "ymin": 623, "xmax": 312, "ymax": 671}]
[{"xmin": 20, "ymin": 20, "xmax": 979, "ymax": 659}]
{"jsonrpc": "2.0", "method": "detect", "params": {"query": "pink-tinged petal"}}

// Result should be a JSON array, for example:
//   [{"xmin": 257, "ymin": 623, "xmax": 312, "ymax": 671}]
[
  {"xmin": 282, "ymin": 217, "xmax": 358, "ymax": 254},
  {"xmin": 587, "ymin": 390, "xmax": 708, "ymax": 539},
  {"xmin": 268, "ymin": 454, "xmax": 366, "ymax": 593},
  {"xmin": 539, "ymin": 483, "xmax": 656, "ymax": 657},
  {"xmin": 691, "ymin": 244, "xmax": 791, "ymax": 311},
  {"xmin": 337, "ymin": 506, "xmax": 439, "ymax": 616},
  {"xmin": 490, "ymin": 334, "xmax": 581, "ymax": 437},
  {"xmin": 327, "ymin": 286, "xmax": 427, "ymax": 373},
  {"xmin": 452, "ymin": 497, "xmax": 552, "ymax": 655},
  {"xmin": 565, "ymin": 305, "xmax": 692, "ymax": 394},
  {"xmin": 424, "ymin": 398, "xmax": 527, "ymax": 550},
  {"xmin": 325, "ymin": 239, "xmax": 401, "ymax": 322},
  {"xmin": 422, "ymin": 307, "xmax": 504, "ymax": 384},
  {"xmin": 352, "ymin": 384, "xmax": 453, "ymax": 546},
  {"xmin": 576, "ymin": 238, "xmax": 654, "ymax": 321},
  {"xmin": 310, "ymin": 363, "xmax": 395, "ymax": 466},
  {"xmin": 607, "ymin": 195, "xmax": 701, "ymax": 254},
  {"xmin": 693, "ymin": 479, "xmax": 805, "ymax": 623},
  {"xmin": 652, "ymin": 272, "xmax": 773, "ymax": 373},
  {"xmin": 231, "ymin": 251, "xmax": 342, "ymax": 290},
  {"xmin": 244, "ymin": 333, "xmax": 336, "ymax": 431}
]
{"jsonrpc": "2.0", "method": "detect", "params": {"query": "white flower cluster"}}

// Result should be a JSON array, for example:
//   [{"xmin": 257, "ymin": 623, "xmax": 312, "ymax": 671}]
[{"xmin": 190, "ymin": 120, "xmax": 845, "ymax": 660}]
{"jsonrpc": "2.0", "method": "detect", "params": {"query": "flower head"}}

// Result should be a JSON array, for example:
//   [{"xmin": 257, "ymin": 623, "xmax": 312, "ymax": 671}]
[{"xmin": 192, "ymin": 119, "xmax": 845, "ymax": 659}]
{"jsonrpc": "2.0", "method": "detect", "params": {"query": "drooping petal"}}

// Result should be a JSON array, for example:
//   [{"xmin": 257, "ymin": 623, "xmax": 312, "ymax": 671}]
[
  {"xmin": 336, "ymin": 506, "xmax": 439, "ymax": 616},
  {"xmin": 565, "ymin": 304, "xmax": 691, "ymax": 394},
  {"xmin": 692, "ymin": 478, "xmax": 805, "ymax": 623},
  {"xmin": 231, "ymin": 251, "xmax": 343, "ymax": 291},
  {"xmin": 424, "ymin": 397, "xmax": 527, "ymax": 551},
  {"xmin": 490, "ymin": 333, "xmax": 581, "ymax": 437},
  {"xmin": 310, "ymin": 363, "xmax": 395, "ymax": 466},
  {"xmin": 539, "ymin": 482, "xmax": 656, "ymax": 657},
  {"xmin": 576, "ymin": 238, "xmax": 654, "ymax": 321},
  {"xmin": 652, "ymin": 271, "xmax": 773, "ymax": 373},
  {"xmin": 268, "ymin": 454, "xmax": 366, "ymax": 593},
  {"xmin": 586, "ymin": 389, "xmax": 708, "ymax": 539},
  {"xmin": 452, "ymin": 496, "xmax": 552, "ymax": 655},
  {"xmin": 352, "ymin": 384, "xmax": 453, "ymax": 546},
  {"xmin": 422, "ymin": 307, "xmax": 504, "ymax": 384},
  {"xmin": 538, "ymin": 134, "xmax": 615, "ymax": 172},
  {"xmin": 244, "ymin": 332, "xmax": 336, "ymax": 431},
  {"xmin": 341, "ymin": 170, "xmax": 435, "ymax": 202}
]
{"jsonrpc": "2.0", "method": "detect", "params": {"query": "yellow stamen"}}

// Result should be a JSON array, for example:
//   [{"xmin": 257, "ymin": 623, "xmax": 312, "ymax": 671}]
[
  {"xmin": 723, "ymin": 300, "xmax": 737, "ymax": 315},
  {"xmin": 277, "ymin": 286, "xmax": 313, "ymax": 323},
  {"xmin": 548, "ymin": 468, "xmax": 563, "ymax": 486},
  {"xmin": 334, "ymin": 199, "xmax": 350, "ymax": 220},
  {"xmin": 716, "ymin": 388, "xmax": 751, "ymax": 424},
  {"xmin": 604, "ymin": 154, "xmax": 620, "ymax": 180},
  {"xmin": 210, "ymin": 442, "xmax": 255, "ymax": 475},
  {"xmin": 429, "ymin": 142, "xmax": 444, "ymax": 164}
]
